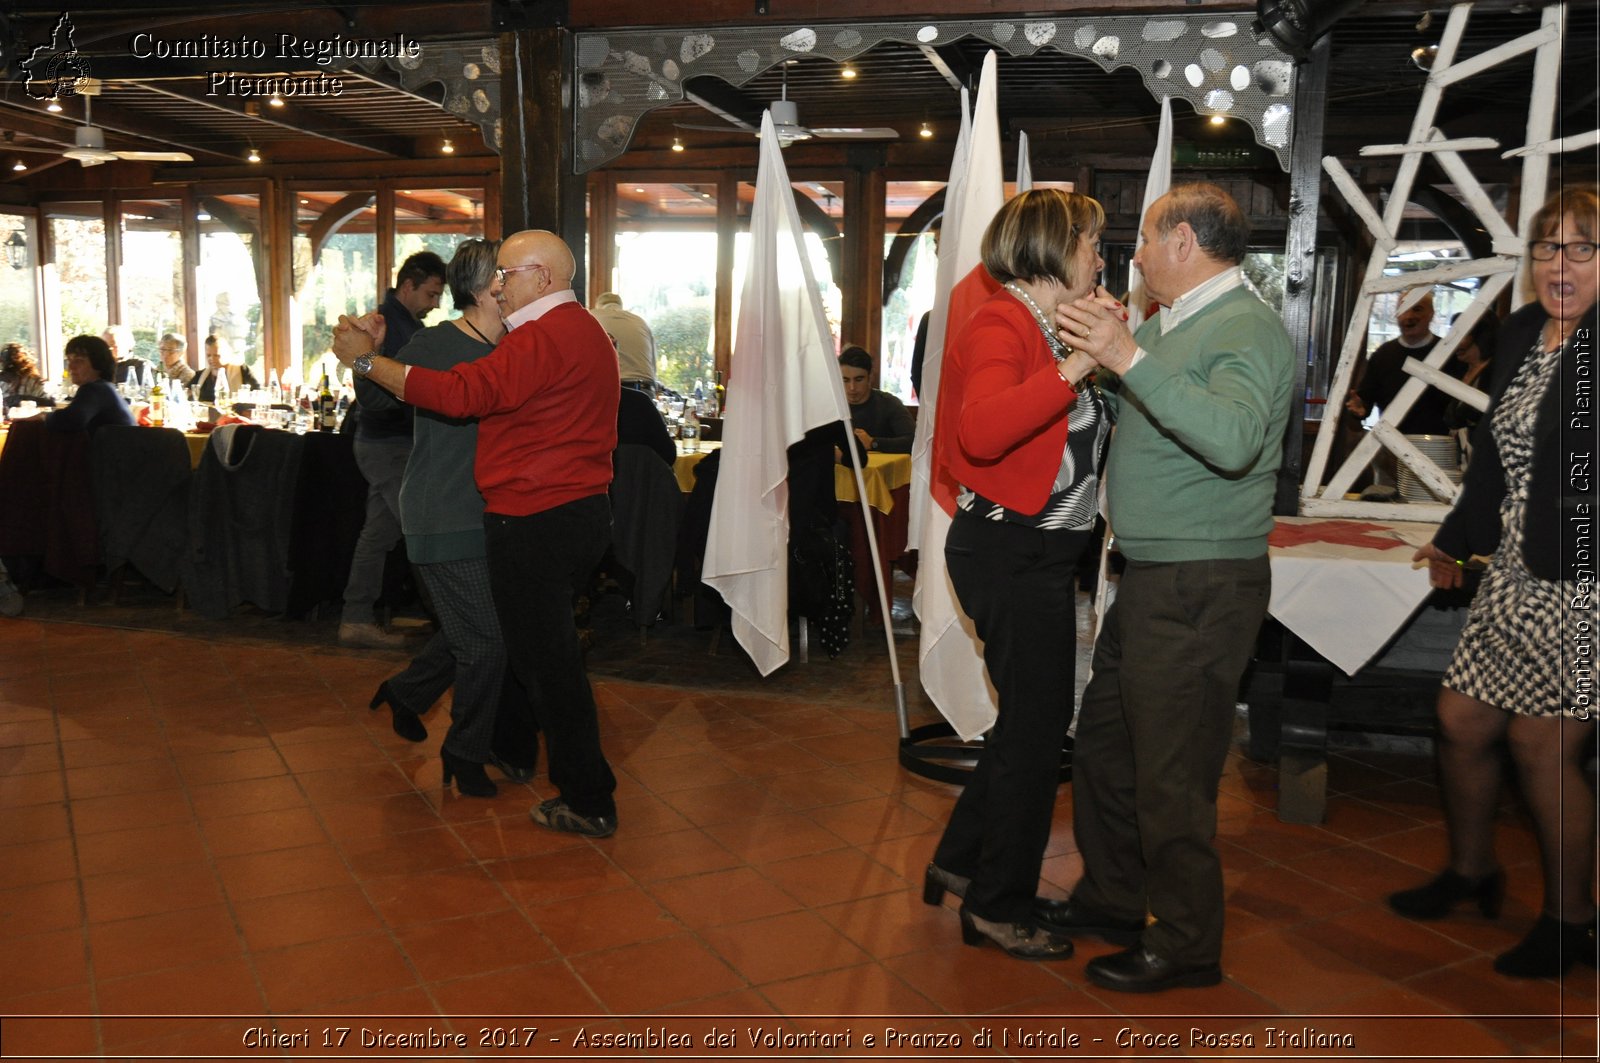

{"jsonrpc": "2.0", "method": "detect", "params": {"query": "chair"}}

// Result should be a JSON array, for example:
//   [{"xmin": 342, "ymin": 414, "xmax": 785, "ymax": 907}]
[
  {"xmin": 609, "ymin": 444, "xmax": 683, "ymax": 643},
  {"xmin": 90, "ymin": 425, "xmax": 191, "ymax": 601},
  {"xmin": 0, "ymin": 418, "xmax": 99, "ymax": 598}
]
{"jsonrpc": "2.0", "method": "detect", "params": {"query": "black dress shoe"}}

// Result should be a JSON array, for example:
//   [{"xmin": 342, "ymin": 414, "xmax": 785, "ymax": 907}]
[
  {"xmin": 1493, "ymin": 913, "xmax": 1599, "ymax": 978},
  {"xmin": 441, "ymin": 749, "xmax": 497, "ymax": 798},
  {"xmin": 1033, "ymin": 898, "xmax": 1145, "ymax": 946},
  {"xmin": 1388, "ymin": 868, "xmax": 1504, "ymax": 921},
  {"xmin": 369, "ymin": 681, "xmax": 427, "ymax": 743},
  {"xmin": 488, "ymin": 751, "xmax": 535, "ymax": 783},
  {"xmin": 1085, "ymin": 946, "xmax": 1222, "ymax": 993}
]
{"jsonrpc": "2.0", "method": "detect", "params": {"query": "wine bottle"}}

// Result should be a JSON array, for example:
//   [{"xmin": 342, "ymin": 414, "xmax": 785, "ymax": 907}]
[
  {"xmin": 317, "ymin": 371, "xmax": 337, "ymax": 432},
  {"xmin": 149, "ymin": 377, "xmax": 166, "ymax": 427}
]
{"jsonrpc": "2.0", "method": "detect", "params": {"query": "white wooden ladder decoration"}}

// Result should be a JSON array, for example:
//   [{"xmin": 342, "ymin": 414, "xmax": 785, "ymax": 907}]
[{"xmin": 1300, "ymin": 2, "xmax": 1592, "ymax": 521}]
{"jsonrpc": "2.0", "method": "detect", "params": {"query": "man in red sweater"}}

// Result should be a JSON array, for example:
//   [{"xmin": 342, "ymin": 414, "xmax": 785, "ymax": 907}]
[{"xmin": 331, "ymin": 230, "xmax": 621, "ymax": 837}]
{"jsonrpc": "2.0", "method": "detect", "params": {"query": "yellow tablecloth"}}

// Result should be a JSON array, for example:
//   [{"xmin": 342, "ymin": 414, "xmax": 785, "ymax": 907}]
[{"xmin": 673, "ymin": 441, "xmax": 912, "ymax": 516}]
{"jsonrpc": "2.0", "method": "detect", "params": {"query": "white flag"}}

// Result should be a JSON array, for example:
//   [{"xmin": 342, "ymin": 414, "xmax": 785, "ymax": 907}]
[
  {"xmin": 1127, "ymin": 95, "xmax": 1173, "ymax": 330},
  {"xmin": 909, "ymin": 51, "xmax": 1006, "ymax": 739},
  {"xmin": 702, "ymin": 110, "xmax": 850, "ymax": 676}
]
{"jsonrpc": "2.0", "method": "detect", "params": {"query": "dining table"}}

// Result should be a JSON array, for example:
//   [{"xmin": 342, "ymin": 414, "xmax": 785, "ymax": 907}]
[
  {"xmin": 1251, "ymin": 515, "xmax": 1445, "ymax": 823},
  {"xmin": 673, "ymin": 442, "xmax": 914, "ymax": 620}
]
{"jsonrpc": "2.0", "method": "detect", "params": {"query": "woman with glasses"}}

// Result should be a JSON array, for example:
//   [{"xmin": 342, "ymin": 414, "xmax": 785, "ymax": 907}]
[{"xmin": 1392, "ymin": 185, "xmax": 1598, "ymax": 979}]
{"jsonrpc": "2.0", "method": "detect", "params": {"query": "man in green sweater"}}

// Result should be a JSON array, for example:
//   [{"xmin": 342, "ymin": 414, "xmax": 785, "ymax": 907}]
[{"xmin": 1048, "ymin": 183, "xmax": 1294, "ymax": 992}]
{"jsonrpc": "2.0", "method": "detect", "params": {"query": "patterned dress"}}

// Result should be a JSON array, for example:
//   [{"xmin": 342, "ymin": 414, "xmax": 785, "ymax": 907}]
[{"xmin": 1443, "ymin": 337, "xmax": 1587, "ymax": 717}]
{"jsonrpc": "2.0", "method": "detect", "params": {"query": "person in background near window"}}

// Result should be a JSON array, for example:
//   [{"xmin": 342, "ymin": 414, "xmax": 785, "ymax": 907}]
[
  {"xmin": 1346, "ymin": 288, "xmax": 1466, "ymax": 435},
  {"xmin": 591, "ymin": 292, "xmax": 656, "ymax": 392},
  {"xmin": 1443, "ymin": 315, "xmax": 1498, "ymax": 434},
  {"xmin": 924, "ymin": 188, "xmax": 1110, "ymax": 961},
  {"xmin": 0, "ymin": 342, "xmax": 48, "ymax": 407},
  {"xmin": 46, "ymin": 335, "xmax": 134, "ymax": 434},
  {"xmin": 339, "ymin": 250, "xmax": 447, "ymax": 649},
  {"xmin": 1052, "ymin": 181, "xmax": 1294, "ymax": 992},
  {"xmin": 104, "ymin": 325, "xmax": 144, "ymax": 386},
  {"xmin": 1392, "ymin": 184, "xmax": 1599, "ymax": 979},
  {"xmin": 158, "ymin": 334, "xmax": 194, "ymax": 386},
  {"xmin": 191, "ymin": 334, "xmax": 259, "ymax": 404},
  {"xmin": 609, "ymin": 333, "xmax": 675, "ymax": 466},
  {"xmin": 838, "ymin": 345, "xmax": 916, "ymax": 455}
]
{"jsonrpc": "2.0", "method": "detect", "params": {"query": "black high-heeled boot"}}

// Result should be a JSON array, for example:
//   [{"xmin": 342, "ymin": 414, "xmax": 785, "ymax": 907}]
[
  {"xmin": 1388, "ymin": 868, "xmax": 1505, "ymax": 920},
  {"xmin": 441, "ymin": 749, "xmax": 497, "ymax": 798},
  {"xmin": 1493, "ymin": 914, "xmax": 1599, "ymax": 978},
  {"xmin": 370, "ymin": 681, "xmax": 427, "ymax": 743}
]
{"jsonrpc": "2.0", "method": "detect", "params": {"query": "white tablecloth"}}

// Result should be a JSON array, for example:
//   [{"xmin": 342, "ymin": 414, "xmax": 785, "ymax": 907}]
[{"xmin": 1268, "ymin": 516, "xmax": 1441, "ymax": 675}]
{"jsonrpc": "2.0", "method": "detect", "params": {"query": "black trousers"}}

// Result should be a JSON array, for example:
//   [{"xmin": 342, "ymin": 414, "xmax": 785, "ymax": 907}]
[
  {"xmin": 934, "ymin": 508, "xmax": 1089, "ymax": 923},
  {"xmin": 1070, "ymin": 555, "xmax": 1271, "ymax": 965},
  {"xmin": 484, "ymin": 494, "xmax": 617, "ymax": 818}
]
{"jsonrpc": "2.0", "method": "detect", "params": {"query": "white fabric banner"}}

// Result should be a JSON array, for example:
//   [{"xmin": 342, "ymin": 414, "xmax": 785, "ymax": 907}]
[
  {"xmin": 1127, "ymin": 95, "xmax": 1173, "ymax": 331},
  {"xmin": 1016, "ymin": 129, "xmax": 1033, "ymax": 193},
  {"xmin": 702, "ymin": 111, "xmax": 851, "ymax": 675},
  {"xmin": 910, "ymin": 51, "xmax": 1006, "ymax": 740}
]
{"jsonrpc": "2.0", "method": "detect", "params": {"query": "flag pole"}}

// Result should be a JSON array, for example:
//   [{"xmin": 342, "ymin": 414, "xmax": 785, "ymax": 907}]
[{"xmin": 837, "ymin": 427, "xmax": 906, "ymax": 734}]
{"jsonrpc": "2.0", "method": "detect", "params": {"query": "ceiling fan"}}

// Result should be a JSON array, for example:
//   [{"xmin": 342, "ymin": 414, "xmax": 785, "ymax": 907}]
[
  {"xmin": 59, "ymin": 81, "xmax": 193, "ymax": 167},
  {"xmin": 679, "ymin": 63, "xmax": 899, "ymax": 148}
]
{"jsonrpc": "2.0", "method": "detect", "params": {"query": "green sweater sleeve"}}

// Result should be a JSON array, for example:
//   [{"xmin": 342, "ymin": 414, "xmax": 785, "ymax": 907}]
[{"xmin": 1120, "ymin": 304, "xmax": 1291, "ymax": 477}]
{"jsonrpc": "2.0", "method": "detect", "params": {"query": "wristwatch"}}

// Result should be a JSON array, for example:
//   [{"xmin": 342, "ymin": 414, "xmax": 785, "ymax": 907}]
[{"xmin": 352, "ymin": 353, "xmax": 375, "ymax": 376}]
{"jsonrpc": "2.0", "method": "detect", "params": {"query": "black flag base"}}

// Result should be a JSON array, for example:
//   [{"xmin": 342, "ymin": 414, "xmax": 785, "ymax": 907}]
[{"xmin": 898, "ymin": 723, "xmax": 1073, "ymax": 786}]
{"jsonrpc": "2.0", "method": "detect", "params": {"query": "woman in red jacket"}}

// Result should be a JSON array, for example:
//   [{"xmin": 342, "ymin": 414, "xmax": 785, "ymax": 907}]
[{"xmin": 924, "ymin": 188, "xmax": 1111, "ymax": 959}]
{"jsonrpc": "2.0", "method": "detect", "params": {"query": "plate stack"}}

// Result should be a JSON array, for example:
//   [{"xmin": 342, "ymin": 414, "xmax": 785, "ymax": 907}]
[{"xmin": 1397, "ymin": 433, "xmax": 1462, "ymax": 503}]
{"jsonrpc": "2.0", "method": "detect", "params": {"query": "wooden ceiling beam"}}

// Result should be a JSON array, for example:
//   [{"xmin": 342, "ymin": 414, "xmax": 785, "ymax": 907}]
[
  {"xmin": 136, "ymin": 80, "xmax": 410, "ymax": 158},
  {"xmin": 0, "ymin": 96, "xmax": 248, "ymax": 163}
]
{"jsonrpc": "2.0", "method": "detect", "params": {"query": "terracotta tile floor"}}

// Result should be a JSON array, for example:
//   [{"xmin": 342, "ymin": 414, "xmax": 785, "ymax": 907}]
[{"xmin": 0, "ymin": 609, "xmax": 1596, "ymax": 1061}]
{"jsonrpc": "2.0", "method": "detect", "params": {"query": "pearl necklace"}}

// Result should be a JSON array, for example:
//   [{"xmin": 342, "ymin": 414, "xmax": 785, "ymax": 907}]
[{"xmin": 1004, "ymin": 282, "xmax": 1071, "ymax": 359}]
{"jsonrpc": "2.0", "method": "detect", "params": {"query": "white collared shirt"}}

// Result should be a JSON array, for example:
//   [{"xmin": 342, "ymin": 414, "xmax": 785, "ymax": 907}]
[
  {"xmin": 1123, "ymin": 266, "xmax": 1245, "ymax": 372},
  {"xmin": 503, "ymin": 288, "xmax": 579, "ymax": 331}
]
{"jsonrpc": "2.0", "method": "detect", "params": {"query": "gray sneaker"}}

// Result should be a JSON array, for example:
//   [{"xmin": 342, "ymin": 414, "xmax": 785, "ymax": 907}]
[{"xmin": 529, "ymin": 797, "xmax": 616, "ymax": 838}]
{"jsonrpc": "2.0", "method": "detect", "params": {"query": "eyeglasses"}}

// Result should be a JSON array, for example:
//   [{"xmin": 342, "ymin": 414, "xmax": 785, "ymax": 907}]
[
  {"xmin": 495, "ymin": 263, "xmax": 544, "ymax": 283},
  {"xmin": 1529, "ymin": 240, "xmax": 1597, "ymax": 263}
]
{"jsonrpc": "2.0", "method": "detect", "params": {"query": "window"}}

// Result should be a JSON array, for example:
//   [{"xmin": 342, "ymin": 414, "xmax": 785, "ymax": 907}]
[
  {"xmin": 45, "ymin": 204, "xmax": 108, "ymax": 351},
  {"xmin": 880, "ymin": 181, "xmax": 945, "ymax": 402},
  {"xmin": 394, "ymin": 186, "xmax": 486, "ymax": 319},
  {"xmin": 197, "ymin": 192, "xmax": 266, "ymax": 372},
  {"xmin": 292, "ymin": 190, "xmax": 376, "ymax": 384},
  {"xmin": 612, "ymin": 182, "xmax": 718, "ymax": 395},
  {"xmin": 119, "ymin": 198, "xmax": 185, "ymax": 364},
  {"xmin": 0, "ymin": 213, "xmax": 39, "ymax": 362}
]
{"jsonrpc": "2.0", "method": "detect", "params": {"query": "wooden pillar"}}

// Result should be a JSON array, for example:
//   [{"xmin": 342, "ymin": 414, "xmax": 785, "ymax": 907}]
[
  {"xmin": 180, "ymin": 186, "xmax": 201, "ymax": 371},
  {"xmin": 103, "ymin": 195, "xmax": 122, "ymax": 328},
  {"xmin": 714, "ymin": 169, "xmax": 738, "ymax": 378},
  {"xmin": 500, "ymin": 27, "xmax": 588, "ymax": 300},
  {"xmin": 1276, "ymin": 34, "xmax": 1331, "ymax": 516},
  {"xmin": 375, "ymin": 183, "xmax": 396, "ymax": 305},
  {"xmin": 844, "ymin": 158, "xmax": 886, "ymax": 366},
  {"xmin": 586, "ymin": 173, "xmax": 615, "ymax": 301}
]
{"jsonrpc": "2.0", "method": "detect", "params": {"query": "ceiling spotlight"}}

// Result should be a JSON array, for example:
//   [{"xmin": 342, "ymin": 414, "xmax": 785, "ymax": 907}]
[
  {"xmin": 919, "ymin": 121, "xmax": 933, "ymax": 139},
  {"xmin": 671, "ymin": 137, "xmax": 685, "ymax": 152},
  {"xmin": 197, "ymin": 211, "xmax": 212, "ymax": 221},
  {"xmin": 441, "ymin": 137, "xmax": 455, "ymax": 155},
  {"xmin": 246, "ymin": 147, "xmax": 262, "ymax": 163},
  {"xmin": 11, "ymin": 159, "xmax": 25, "ymax": 172},
  {"xmin": 268, "ymin": 93, "xmax": 285, "ymax": 108},
  {"xmin": 1411, "ymin": 43, "xmax": 1438, "ymax": 70},
  {"xmin": 840, "ymin": 64, "xmax": 857, "ymax": 80},
  {"xmin": 46, "ymin": 98, "xmax": 62, "ymax": 113},
  {"xmin": 1209, "ymin": 114, "xmax": 1227, "ymax": 126}
]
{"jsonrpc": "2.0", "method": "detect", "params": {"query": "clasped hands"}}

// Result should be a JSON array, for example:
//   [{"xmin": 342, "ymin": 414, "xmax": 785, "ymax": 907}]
[
  {"xmin": 330, "ymin": 312, "xmax": 388, "ymax": 365},
  {"xmin": 1053, "ymin": 285, "xmax": 1138, "ymax": 376}
]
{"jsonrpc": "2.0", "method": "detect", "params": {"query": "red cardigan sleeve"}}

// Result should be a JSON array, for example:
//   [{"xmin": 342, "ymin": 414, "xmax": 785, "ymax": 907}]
[{"xmin": 404, "ymin": 324, "xmax": 546, "ymax": 419}]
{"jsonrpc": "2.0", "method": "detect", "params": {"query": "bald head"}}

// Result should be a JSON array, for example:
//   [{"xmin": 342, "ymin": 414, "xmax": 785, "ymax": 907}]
[{"xmin": 496, "ymin": 230, "xmax": 577, "ymax": 316}]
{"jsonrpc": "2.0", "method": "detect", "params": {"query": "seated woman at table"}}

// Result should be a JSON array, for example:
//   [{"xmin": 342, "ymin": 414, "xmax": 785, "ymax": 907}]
[
  {"xmin": 191, "ymin": 334, "xmax": 259, "ymax": 403},
  {"xmin": 1394, "ymin": 184, "xmax": 1598, "ymax": 978},
  {"xmin": 0, "ymin": 342, "xmax": 48, "ymax": 407},
  {"xmin": 363, "ymin": 238, "xmax": 527, "ymax": 796},
  {"xmin": 44, "ymin": 335, "xmax": 134, "ymax": 434},
  {"xmin": 838, "ymin": 345, "xmax": 915, "ymax": 454},
  {"xmin": 924, "ymin": 187, "xmax": 1110, "ymax": 959}
]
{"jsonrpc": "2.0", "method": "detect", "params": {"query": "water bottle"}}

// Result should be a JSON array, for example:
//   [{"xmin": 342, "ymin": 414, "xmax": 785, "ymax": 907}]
[{"xmin": 213, "ymin": 367, "xmax": 230, "ymax": 410}]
